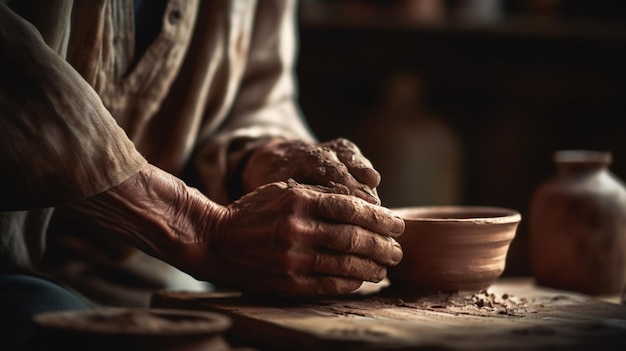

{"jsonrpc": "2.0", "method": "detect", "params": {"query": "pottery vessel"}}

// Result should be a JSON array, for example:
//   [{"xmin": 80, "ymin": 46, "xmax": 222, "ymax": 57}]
[
  {"xmin": 387, "ymin": 206, "xmax": 521, "ymax": 293},
  {"xmin": 528, "ymin": 150, "xmax": 626, "ymax": 295},
  {"xmin": 30, "ymin": 308, "xmax": 232, "ymax": 351}
]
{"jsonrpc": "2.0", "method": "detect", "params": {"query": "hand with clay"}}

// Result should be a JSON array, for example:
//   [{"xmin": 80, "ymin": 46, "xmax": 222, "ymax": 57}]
[
  {"xmin": 211, "ymin": 179, "xmax": 404, "ymax": 296},
  {"xmin": 241, "ymin": 138, "xmax": 382, "ymax": 205},
  {"xmin": 71, "ymin": 164, "xmax": 404, "ymax": 297}
]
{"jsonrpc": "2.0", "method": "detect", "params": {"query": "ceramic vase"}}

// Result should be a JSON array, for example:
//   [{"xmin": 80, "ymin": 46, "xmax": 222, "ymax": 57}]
[{"xmin": 528, "ymin": 150, "xmax": 626, "ymax": 295}]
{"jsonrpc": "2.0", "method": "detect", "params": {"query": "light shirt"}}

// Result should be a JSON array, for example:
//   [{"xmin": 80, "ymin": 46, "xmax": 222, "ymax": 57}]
[{"xmin": 0, "ymin": 0, "xmax": 315, "ymax": 272}]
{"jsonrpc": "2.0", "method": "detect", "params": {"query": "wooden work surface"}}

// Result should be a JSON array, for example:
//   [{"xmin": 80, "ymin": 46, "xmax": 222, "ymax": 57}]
[{"xmin": 151, "ymin": 278, "xmax": 626, "ymax": 350}]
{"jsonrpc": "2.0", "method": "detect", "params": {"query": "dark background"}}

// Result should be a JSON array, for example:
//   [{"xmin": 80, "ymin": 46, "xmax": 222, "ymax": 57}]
[{"xmin": 295, "ymin": 0, "xmax": 626, "ymax": 276}]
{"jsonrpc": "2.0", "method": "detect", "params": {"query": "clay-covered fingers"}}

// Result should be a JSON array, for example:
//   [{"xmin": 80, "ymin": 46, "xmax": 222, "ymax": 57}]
[
  {"xmin": 318, "ymin": 163, "xmax": 380, "ymax": 206},
  {"xmin": 260, "ymin": 140, "xmax": 381, "ymax": 205},
  {"xmin": 310, "ymin": 193, "xmax": 404, "ymax": 277},
  {"xmin": 209, "ymin": 182, "xmax": 404, "ymax": 297},
  {"xmin": 311, "ymin": 250, "xmax": 389, "ymax": 282},
  {"xmin": 316, "ymin": 192, "xmax": 405, "ymax": 238},
  {"xmin": 301, "ymin": 145, "xmax": 380, "ymax": 205},
  {"xmin": 262, "ymin": 273, "xmax": 367, "ymax": 297},
  {"xmin": 322, "ymin": 138, "xmax": 381, "ymax": 185},
  {"xmin": 313, "ymin": 221, "xmax": 403, "ymax": 267},
  {"xmin": 213, "ymin": 250, "xmax": 365, "ymax": 296}
]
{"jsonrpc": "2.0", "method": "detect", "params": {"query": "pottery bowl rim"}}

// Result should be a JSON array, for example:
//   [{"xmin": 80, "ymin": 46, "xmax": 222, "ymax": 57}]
[
  {"xmin": 387, "ymin": 206, "xmax": 521, "ymax": 292},
  {"xmin": 392, "ymin": 205, "xmax": 521, "ymax": 225}
]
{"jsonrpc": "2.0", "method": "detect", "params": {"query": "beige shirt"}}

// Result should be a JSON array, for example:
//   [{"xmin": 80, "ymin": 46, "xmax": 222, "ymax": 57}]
[{"xmin": 0, "ymin": 0, "xmax": 315, "ymax": 270}]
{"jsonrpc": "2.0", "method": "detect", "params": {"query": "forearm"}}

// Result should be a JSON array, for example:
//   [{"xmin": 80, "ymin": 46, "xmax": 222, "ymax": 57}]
[
  {"xmin": 0, "ymin": 3, "xmax": 145, "ymax": 210},
  {"xmin": 67, "ymin": 164, "xmax": 225, "ymax": 280}
]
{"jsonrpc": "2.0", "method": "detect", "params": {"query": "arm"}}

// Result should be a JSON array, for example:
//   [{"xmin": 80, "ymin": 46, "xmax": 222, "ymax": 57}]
[
  {"xmin": 0, "ymin": 2, "xmax": 146, "ymax": 210},
  {"xmin": 69, "ymin": 163, "xmax": 404, "ymax": 296},
  {"xmin": 192, "ymin": 0, "xmax": 314, "ymax": 204},
  {"xmin": 0, "ymin": 2, "xmax": 404, "ymax": 297},
  {"xmin": 193, "ymin": 1, "xmax": 380, "ymax": 204}
]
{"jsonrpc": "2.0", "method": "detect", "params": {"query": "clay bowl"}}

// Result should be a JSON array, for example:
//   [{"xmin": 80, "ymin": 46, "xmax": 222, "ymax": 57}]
[
  {"xmin": 30, "ymin": 308, "xmax": 232, "ymax": 351},
  {"xmin": 387, "ymin": 206, "xmax": 521, "ymax": 293}
]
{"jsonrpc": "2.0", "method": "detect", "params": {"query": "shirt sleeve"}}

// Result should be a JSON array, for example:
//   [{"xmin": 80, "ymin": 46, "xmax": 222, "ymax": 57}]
[
  {"xmin": 0, "ymin": 3, "xmax": 147, "ymax": 211},
  {"xmin": 192, "ymin": 0, "xmax": 316, "ymax": 204}
]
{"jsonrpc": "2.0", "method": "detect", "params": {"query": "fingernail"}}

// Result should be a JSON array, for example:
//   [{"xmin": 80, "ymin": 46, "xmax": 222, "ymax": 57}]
[
  {"xmin": 356, "ymin": 168, "xmax": 381, "ymax": 187},
  {"xmin": 391, "ymin": 238, "xmax": 403, "ymax": 263},
  {"xmin": 391, "ymin": 216, "xmax": 405, "ymax": 235}
]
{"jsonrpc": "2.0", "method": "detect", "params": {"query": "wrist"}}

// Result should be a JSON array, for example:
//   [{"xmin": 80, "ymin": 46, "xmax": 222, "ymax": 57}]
[
  {"xmin": 68, "ymin": 164, "xmax": 226, "ymax": 280},
  {"xmin": 227, "ymin": 137, "xmax": 285, "ymax": 199}
]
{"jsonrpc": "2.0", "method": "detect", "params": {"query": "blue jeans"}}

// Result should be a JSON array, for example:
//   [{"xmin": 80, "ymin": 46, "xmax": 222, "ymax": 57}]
[{"xmin": 0, "ymin": 274, "xmax": 93, "ymax": 350}]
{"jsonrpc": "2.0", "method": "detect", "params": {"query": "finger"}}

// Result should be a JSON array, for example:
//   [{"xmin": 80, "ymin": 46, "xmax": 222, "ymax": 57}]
[
  {"xmin": 220, "ymin": 258, "xmax": 364, "ymax": 296},
  {"xmin": 304, "ymin": 276, "xmax": 364, "ymax": 296},
  {"xmin": 313, "ymin": 156, "xmax": 380, "ymax": 205},
  {"xmin": 354, "ymin": 186, "xmax": 380, "ymax": 206},
  {"xmin": 324, "ymin": 138, "xmax": 381, "ymax": 188},
  {"xmin": 274, "ymin": 140, "xmax": 380, "ymax": 204},
  {"xmin": 311, "ymin": 251, "xmax": 388, "ymax": 282},
  {"xmin": 316, "ymin": 193, "xmax": 405, "ymax": 237},
  {"xmin": 286, "ymin": 274, "xmax": 365, "ymax": 296},
  {"xmin": 313, "ymin": 222, "xmax": 403, "ymax": 266},
  {"xmin": 328, "ymin": 180, "xmax": 379, "ymax": 206},
  {"xmin": 320, "ymin": 139, "xmax": 380, "ymax": 205}
]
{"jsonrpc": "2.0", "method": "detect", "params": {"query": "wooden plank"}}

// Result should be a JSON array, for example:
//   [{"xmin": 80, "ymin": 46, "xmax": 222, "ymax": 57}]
[{"xmin": 151, "ymin": 278, "xmax": 626, "ymax": 350}]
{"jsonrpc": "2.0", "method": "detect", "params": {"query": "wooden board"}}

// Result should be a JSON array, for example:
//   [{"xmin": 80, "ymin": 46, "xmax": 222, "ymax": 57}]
[{"xmin": 151, "ymin": 278, "xmax": 626, "ymax": 350}]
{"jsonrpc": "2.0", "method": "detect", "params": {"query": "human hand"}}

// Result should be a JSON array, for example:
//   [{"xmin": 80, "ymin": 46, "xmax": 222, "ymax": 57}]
[
  {"xmin": 241, "ymin": 138, "xmax": 382, "ymax": 205},
  {"xmin": 70, "ymin": 165, "xmax": 403, "ymax": 297},
  {"xmin": 206, "ymin": 179, "xmax": 404, "ymax": 297}
]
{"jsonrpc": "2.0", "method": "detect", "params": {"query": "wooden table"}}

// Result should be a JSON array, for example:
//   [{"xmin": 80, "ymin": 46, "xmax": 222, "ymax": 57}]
[{"xmin": 151, "ymin": 277, "xmax": 626, "ymax": 350}]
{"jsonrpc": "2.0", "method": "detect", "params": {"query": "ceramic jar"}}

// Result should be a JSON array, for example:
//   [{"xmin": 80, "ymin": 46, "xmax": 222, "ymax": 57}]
[{"xmin": 528, "ymin": 150, "xmax": 626, "ymax": 295}]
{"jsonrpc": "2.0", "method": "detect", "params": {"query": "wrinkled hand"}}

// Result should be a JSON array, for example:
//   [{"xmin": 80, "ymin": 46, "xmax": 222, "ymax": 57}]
[
  {"xmin": 242, "ymin": 138, "xmax": 382, "ymax": 205},
  {"xmin": 70, "ymin": 164, "xmax": 404, "ymax": 297},
  {"xmin": 207, "ymin": 179, "xmax": 404, "ymax": 297}
]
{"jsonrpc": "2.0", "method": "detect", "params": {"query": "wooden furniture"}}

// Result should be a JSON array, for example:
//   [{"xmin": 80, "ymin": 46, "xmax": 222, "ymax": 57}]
[{"xmin": 152, "ymin": 277, "xmax": 626, "ymax": 350}]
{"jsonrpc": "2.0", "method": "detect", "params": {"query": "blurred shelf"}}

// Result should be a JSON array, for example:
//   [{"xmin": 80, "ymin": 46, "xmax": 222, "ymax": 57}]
[
  {"xmin": 298, "ymin": 1, "xmax": 626, "ymax": 44},
  {"xmin": 296, "ymin": 1, "xmax": 626, "ymax": 278}
]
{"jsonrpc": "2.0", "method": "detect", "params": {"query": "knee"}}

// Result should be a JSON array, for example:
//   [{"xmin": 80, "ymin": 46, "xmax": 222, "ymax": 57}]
[{"xmin": 0, "ymin": 274, "xmax": 92, "ymax": 350}]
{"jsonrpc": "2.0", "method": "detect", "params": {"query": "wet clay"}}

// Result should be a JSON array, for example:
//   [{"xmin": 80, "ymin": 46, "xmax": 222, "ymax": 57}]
[{"xmin": 314, "ymin": 289, "xmax": 534, "ymax": 320}]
